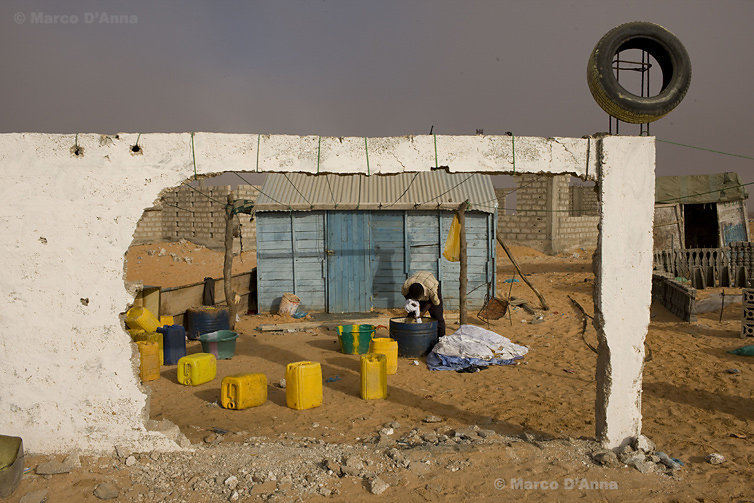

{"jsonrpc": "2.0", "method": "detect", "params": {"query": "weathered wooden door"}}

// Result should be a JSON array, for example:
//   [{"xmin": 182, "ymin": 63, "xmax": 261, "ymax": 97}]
[{"xmin": 326, "ymin": 211, "xmax": 372, "ymax": 313}]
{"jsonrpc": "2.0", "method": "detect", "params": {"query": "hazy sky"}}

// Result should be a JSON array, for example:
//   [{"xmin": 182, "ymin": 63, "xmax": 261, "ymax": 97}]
[{"xmin": 1, "ymin": 0, "xmax": 752, "ymax": 211}]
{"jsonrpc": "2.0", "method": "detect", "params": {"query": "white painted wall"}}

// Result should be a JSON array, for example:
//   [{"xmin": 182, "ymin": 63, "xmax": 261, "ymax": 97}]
[{"xmin": 0, "ymin": 133, "xmax": 652, "ymax": 453}]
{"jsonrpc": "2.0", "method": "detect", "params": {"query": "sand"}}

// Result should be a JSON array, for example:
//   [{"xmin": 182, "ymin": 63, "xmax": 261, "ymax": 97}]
[{"xmin": 13, "ymin": 240, "xmax": 753, "ymax": 502}]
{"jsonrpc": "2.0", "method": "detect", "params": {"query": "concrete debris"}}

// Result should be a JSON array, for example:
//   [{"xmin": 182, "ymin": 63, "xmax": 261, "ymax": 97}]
[
  {"xmin": 224, "ymin": 475, "xmax": 239, "ymax": 489},
  {"xmin": 228, "ymin": 490, "xmax": 239, "ymax": 501},
  {"xmin": 367, "ymin": 476, "xmax": 390, "ymax": 495},
  {"xmin": 125, "ymin": 455, "xmax": 137, "ymax": 467},
  {"xmin": 93, "ymin": 482, "xmax": 120, "ymax": 500},
  {"xmin": 656, "ymin": 452, "xmax": 681, "ymax": 471},
  {"xmin": 158, "ymin": 248, "xmax": 167, "ymax": 256},
  {"xmin": 633, "ymin": 435, "xmax": 656, "ymax": 454},
  {"xmin": 19, "ymin": 489, "xmax": 48, "ymax": 503},
  {"xmin": 379, "ymin": 427, "xmax": 394, "ymax": 436},
  {"xmin": 184, "ymin": 256, "xmax": 193, "ymax": 263},
  {"xmin": 627, "ymin": 456, "xmax": 656, "ymax": 474},
  {"xmin": 706, "ymin": 453, "xmax": 725, "ymax": 465},
  {"xmin": 35, "ymin": 459, "xmax": 72, "ymax": 475},
  {"xmin": 278, "ymin": 378, "xmax": 286, "ymax": 389},
  {"xmin": 592, "ymin": 450, "xmax": 620, "ymax": 468},
  {"xmin": 423, "ymin": 415, "xmax": 443, "ymax": 423}
]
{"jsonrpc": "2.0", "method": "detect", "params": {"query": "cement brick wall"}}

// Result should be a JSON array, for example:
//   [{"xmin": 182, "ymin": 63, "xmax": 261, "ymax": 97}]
[
  {"xmin": 496, "ymin": 174, "xmax": 549, "ymax": 247},
  {"xmin": 496, "ymin": 174, "xmax": 598, "ymax": 253},
  {"xmin": 131, "ymin": 207, "xmax": 164, "ymax": 244},
  {"xmin": 132, "ymin": 184, "xmax": 259, "ymax": 252},
  {"xmin": 652, "ymin": 272, "xmax": 697, "ymax": 322}
]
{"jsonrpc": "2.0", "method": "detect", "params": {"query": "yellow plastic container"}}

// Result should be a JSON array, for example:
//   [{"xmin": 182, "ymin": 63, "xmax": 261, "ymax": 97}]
[
  {"xmin": 128, "ymin": 328, "xmax": 146, "ymax": 338},
  {"xmin": 132, "ymin": 332, "xmax": 164, "ymax": 366},
  {"xmin": 125, "ymin": 306, "xmax": 160, "ymax": 333},
  {"xmin": 221, "ymin": 373, "xmax": 267, "ymax": 410},
  {"xmin": 369, "ymin": 337, "xmax": 398, "ymax": 375},
  {"xmin": 285, "ymin": 361, "xmax": 323, "ymax": 410},
  {"xmin": 135, "ymin": 341, "xmax": 161, "ymax": 382},
  {"xmin": 177, "ymin": 353, "xmax": 216, "ymax": 386},
  {"xmin": 159, "ymin": 315, "xmax": 174, "ymax": 327},
  {"xmin": 360, "ymin": 353, "xmax": 387, "ymax": 400}
]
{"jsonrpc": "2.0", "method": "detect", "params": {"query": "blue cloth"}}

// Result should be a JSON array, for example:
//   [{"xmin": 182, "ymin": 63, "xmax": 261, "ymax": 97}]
[{"xmin": 426, "ymin": 351, "xmax": 522, "ymax": 371}]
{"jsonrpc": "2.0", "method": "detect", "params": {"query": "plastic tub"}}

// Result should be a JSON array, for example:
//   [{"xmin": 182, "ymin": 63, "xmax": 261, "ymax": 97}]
[
  {"xmin": 199, "ymin": 330, "xmax": 239, "ymax": 360},
  {"xmin": 336, "ymin": 324, "xmax": 376, "ymax": 354},
  {"xmin": 389, "ymin": 317, "xmax": 438, "ymax": 357},
  {"xmin": 0, "ymin": 435, "xmax": 23, "ymax": 498},
  {"xmin": 185, "ymin": 306, "xmax": 230, "ymax": 340}
]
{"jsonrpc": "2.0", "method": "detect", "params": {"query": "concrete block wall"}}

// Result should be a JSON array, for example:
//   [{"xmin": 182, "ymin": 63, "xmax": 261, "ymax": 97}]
[
  {"xmin": 131, "ymin": 207, "xmax": 163, "ymax": 244},
  {"xmin": 570, "ymin": 184, "xmax": 599, "ymax": 216},
  {"xmin": 496, "ymin": 174, "xmax": 599, "ymax": 253},
  {"xmin": 652, "ymin": 272, "xmax": 697, "ymax": 322},
  {"xmin": 131, "ymin": 184, "xmax": 259, "ymax": 253},
  {"xmin": 496, "ymin": 174, "xmax": 549, "ymax": 247}
]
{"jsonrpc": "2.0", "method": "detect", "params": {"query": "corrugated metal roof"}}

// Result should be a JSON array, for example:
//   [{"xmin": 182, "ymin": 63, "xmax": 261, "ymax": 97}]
[
  {"xmin": 254, "ymin": 172, "xmax": 498, "ymax": 213},
  {"xmin": 656, "ymin": 172, "xmax": 748, "ymax": 205}
]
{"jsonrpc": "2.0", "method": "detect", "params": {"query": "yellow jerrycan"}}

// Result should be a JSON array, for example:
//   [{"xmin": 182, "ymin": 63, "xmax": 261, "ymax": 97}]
[
  {"xmin": 369, "ymin": 337, "xmax": 398, "ymax": 375},
  {"xmin": 132, "ymin": 331, "xmax": 164, "ymax": 365},
  {"xmin": 176, "ymin": 353, "xmax": 216, "ymax": 386},
  {"xmin": 135, "ymin": 341, "xmax": 160, "ymax": 382},
  {"xmin": 285, "ymin": 361, "xmax": 323, "ymax": 410},
  {"xmin": 221, "ymin": 373, "xmax": 267, "ymax": 410},
  {"xmin": 360, "ymin": 353, "xmax": 387, "ymax": 400}
]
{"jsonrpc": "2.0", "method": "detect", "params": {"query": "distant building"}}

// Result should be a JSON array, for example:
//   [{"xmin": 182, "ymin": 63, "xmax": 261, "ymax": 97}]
[
  {"xmin": 654, "ymin": 172, "xmax": 749, "ymax": 249},
  {"xmin": 495, "ymin": 174, "xmax": 599, "ymax": 253},
  {"xmin": 254, "ymin": 172, "xmax": 498, "ymax": 313}
]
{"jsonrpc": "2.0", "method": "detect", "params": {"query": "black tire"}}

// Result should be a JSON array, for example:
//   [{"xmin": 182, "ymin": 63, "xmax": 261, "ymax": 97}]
[{"xmin": 587, "ymin": 21, "xmax": 691, "ymax": 124}]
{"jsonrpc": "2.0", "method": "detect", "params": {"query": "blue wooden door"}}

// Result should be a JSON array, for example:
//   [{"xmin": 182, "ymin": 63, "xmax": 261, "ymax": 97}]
[{"xmin": 326, "ymin": 211, "xmax": 372, "ymax": 313}]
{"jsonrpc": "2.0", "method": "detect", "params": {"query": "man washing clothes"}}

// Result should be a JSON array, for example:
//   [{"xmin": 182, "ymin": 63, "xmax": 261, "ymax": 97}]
[{"xmin": 401, "ymin": 271, "xmax": 446, "ymax": 337}]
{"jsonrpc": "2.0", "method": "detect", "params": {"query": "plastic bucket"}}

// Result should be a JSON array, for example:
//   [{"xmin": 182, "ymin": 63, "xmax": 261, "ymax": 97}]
[
  {"xmin": 336, "ymin": 324, "xmax": 376, "ymax": 354},
  {"xmin": 0, "ymin": 435, "xmax": 23, "ymax": 498},
  {"xmin": 185, "ymin": 306, "xmax": 230, "ymax": 340},
  {"xmin": 199, "ymin": 330, "xmax": 239, "ymax": 359},
  {"xmin": 278, "ymin": 293, "xmax": 300, "ymax": 315},
  {"xmin": 389, "ymin": 317, "xmax": 438, "ymax": 357}
]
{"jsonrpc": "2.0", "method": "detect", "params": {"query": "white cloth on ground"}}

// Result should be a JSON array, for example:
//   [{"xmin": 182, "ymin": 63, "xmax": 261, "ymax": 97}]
[{"xmin": 432, "ymin": 324, "xmax": 528, "ymax": 361}]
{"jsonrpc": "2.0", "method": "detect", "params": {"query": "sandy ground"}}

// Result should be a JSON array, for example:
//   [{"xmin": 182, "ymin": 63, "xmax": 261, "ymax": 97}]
[{"xmin": 8, "ymin": 240, "xmax": 754, "ymax": 502}]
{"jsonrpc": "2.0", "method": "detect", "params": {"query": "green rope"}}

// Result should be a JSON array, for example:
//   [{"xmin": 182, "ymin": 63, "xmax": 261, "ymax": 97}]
[
  {"xmin": 433, "ymin": 133, "xmax": 438, "ymax": 169},
  {"xmin": 657, "ymin": 138, "xmax": 754, "ymax": 161},
  {"xmin": 256, "ymin": 134, "xmax": 261, "ymax": 172},
  {"xmin": 656, "ymin": 180, "xmax": 754, "ymax": 204},
  {"xmin": 364, "ymin": 137, "xmax": 370, "ymax": 176},
  {"xmin": 317, "ymin": 136, "xmax": 321, "ymax": 174},
  {"xmin": 511, "ymin": 134, "xmax": 516, "ymax": 173},
  {"xmin": 135, "ymin": 133, "xmax": 141, "ymax": 147},
  {"xmin": 190, "ymin": 132, "xmax": 197, "ymax": 181}
]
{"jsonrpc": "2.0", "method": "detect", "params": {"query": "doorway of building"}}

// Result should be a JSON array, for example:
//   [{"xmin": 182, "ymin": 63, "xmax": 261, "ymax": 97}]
[{"xmin": 683, "ymin": 203, "xmax": 719, "ymax": 248}]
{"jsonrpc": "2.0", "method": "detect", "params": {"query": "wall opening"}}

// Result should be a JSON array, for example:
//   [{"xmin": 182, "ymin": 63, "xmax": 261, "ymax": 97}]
[{"xmin": 683, "ymin": 203, "xmax": 719, "ymax": 248}]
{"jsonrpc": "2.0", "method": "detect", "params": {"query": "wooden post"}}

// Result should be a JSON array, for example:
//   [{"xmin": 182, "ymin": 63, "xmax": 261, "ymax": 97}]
[
  {"xmin": 224, "ymin": 194, "xmax": 237, "ymax": 330},
  {"xmin": 458, "ymin": 200, "xmax": 469, "ymax": 325}
]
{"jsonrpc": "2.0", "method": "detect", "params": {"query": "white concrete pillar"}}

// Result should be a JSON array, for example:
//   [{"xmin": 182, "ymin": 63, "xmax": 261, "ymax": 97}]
[{"xmin": 593, "ymin": 135, "xmax": 656, "ymax": 449}]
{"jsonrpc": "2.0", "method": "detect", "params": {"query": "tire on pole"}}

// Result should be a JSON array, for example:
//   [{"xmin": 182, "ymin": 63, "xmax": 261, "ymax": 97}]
[{"xmin": 587, "ymin": 21, "xmax": 691, "ymax": 124}]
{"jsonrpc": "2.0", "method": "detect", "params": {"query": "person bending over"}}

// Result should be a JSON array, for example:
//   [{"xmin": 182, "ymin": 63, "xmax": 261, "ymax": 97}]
[{"xmin": 401, "ymin": 271, "xmax": 446, "ymax": 337}]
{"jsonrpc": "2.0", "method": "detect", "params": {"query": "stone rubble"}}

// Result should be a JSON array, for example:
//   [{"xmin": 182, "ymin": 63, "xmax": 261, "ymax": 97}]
[{"xmin": 20, "ymin": 430, "xmax": 698, "ymax": 501}]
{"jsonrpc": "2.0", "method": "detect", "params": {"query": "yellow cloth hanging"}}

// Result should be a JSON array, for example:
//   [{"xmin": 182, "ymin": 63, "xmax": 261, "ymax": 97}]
[{"xmin": 443, "ymin": 215, "xmax": 461, "ymax": 262}]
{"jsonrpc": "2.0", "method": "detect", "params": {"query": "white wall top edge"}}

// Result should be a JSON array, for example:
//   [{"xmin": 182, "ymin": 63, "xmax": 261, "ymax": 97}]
[{"xmin": 0, "ymin": 133, "xmax": 651, "ymax": 181}]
